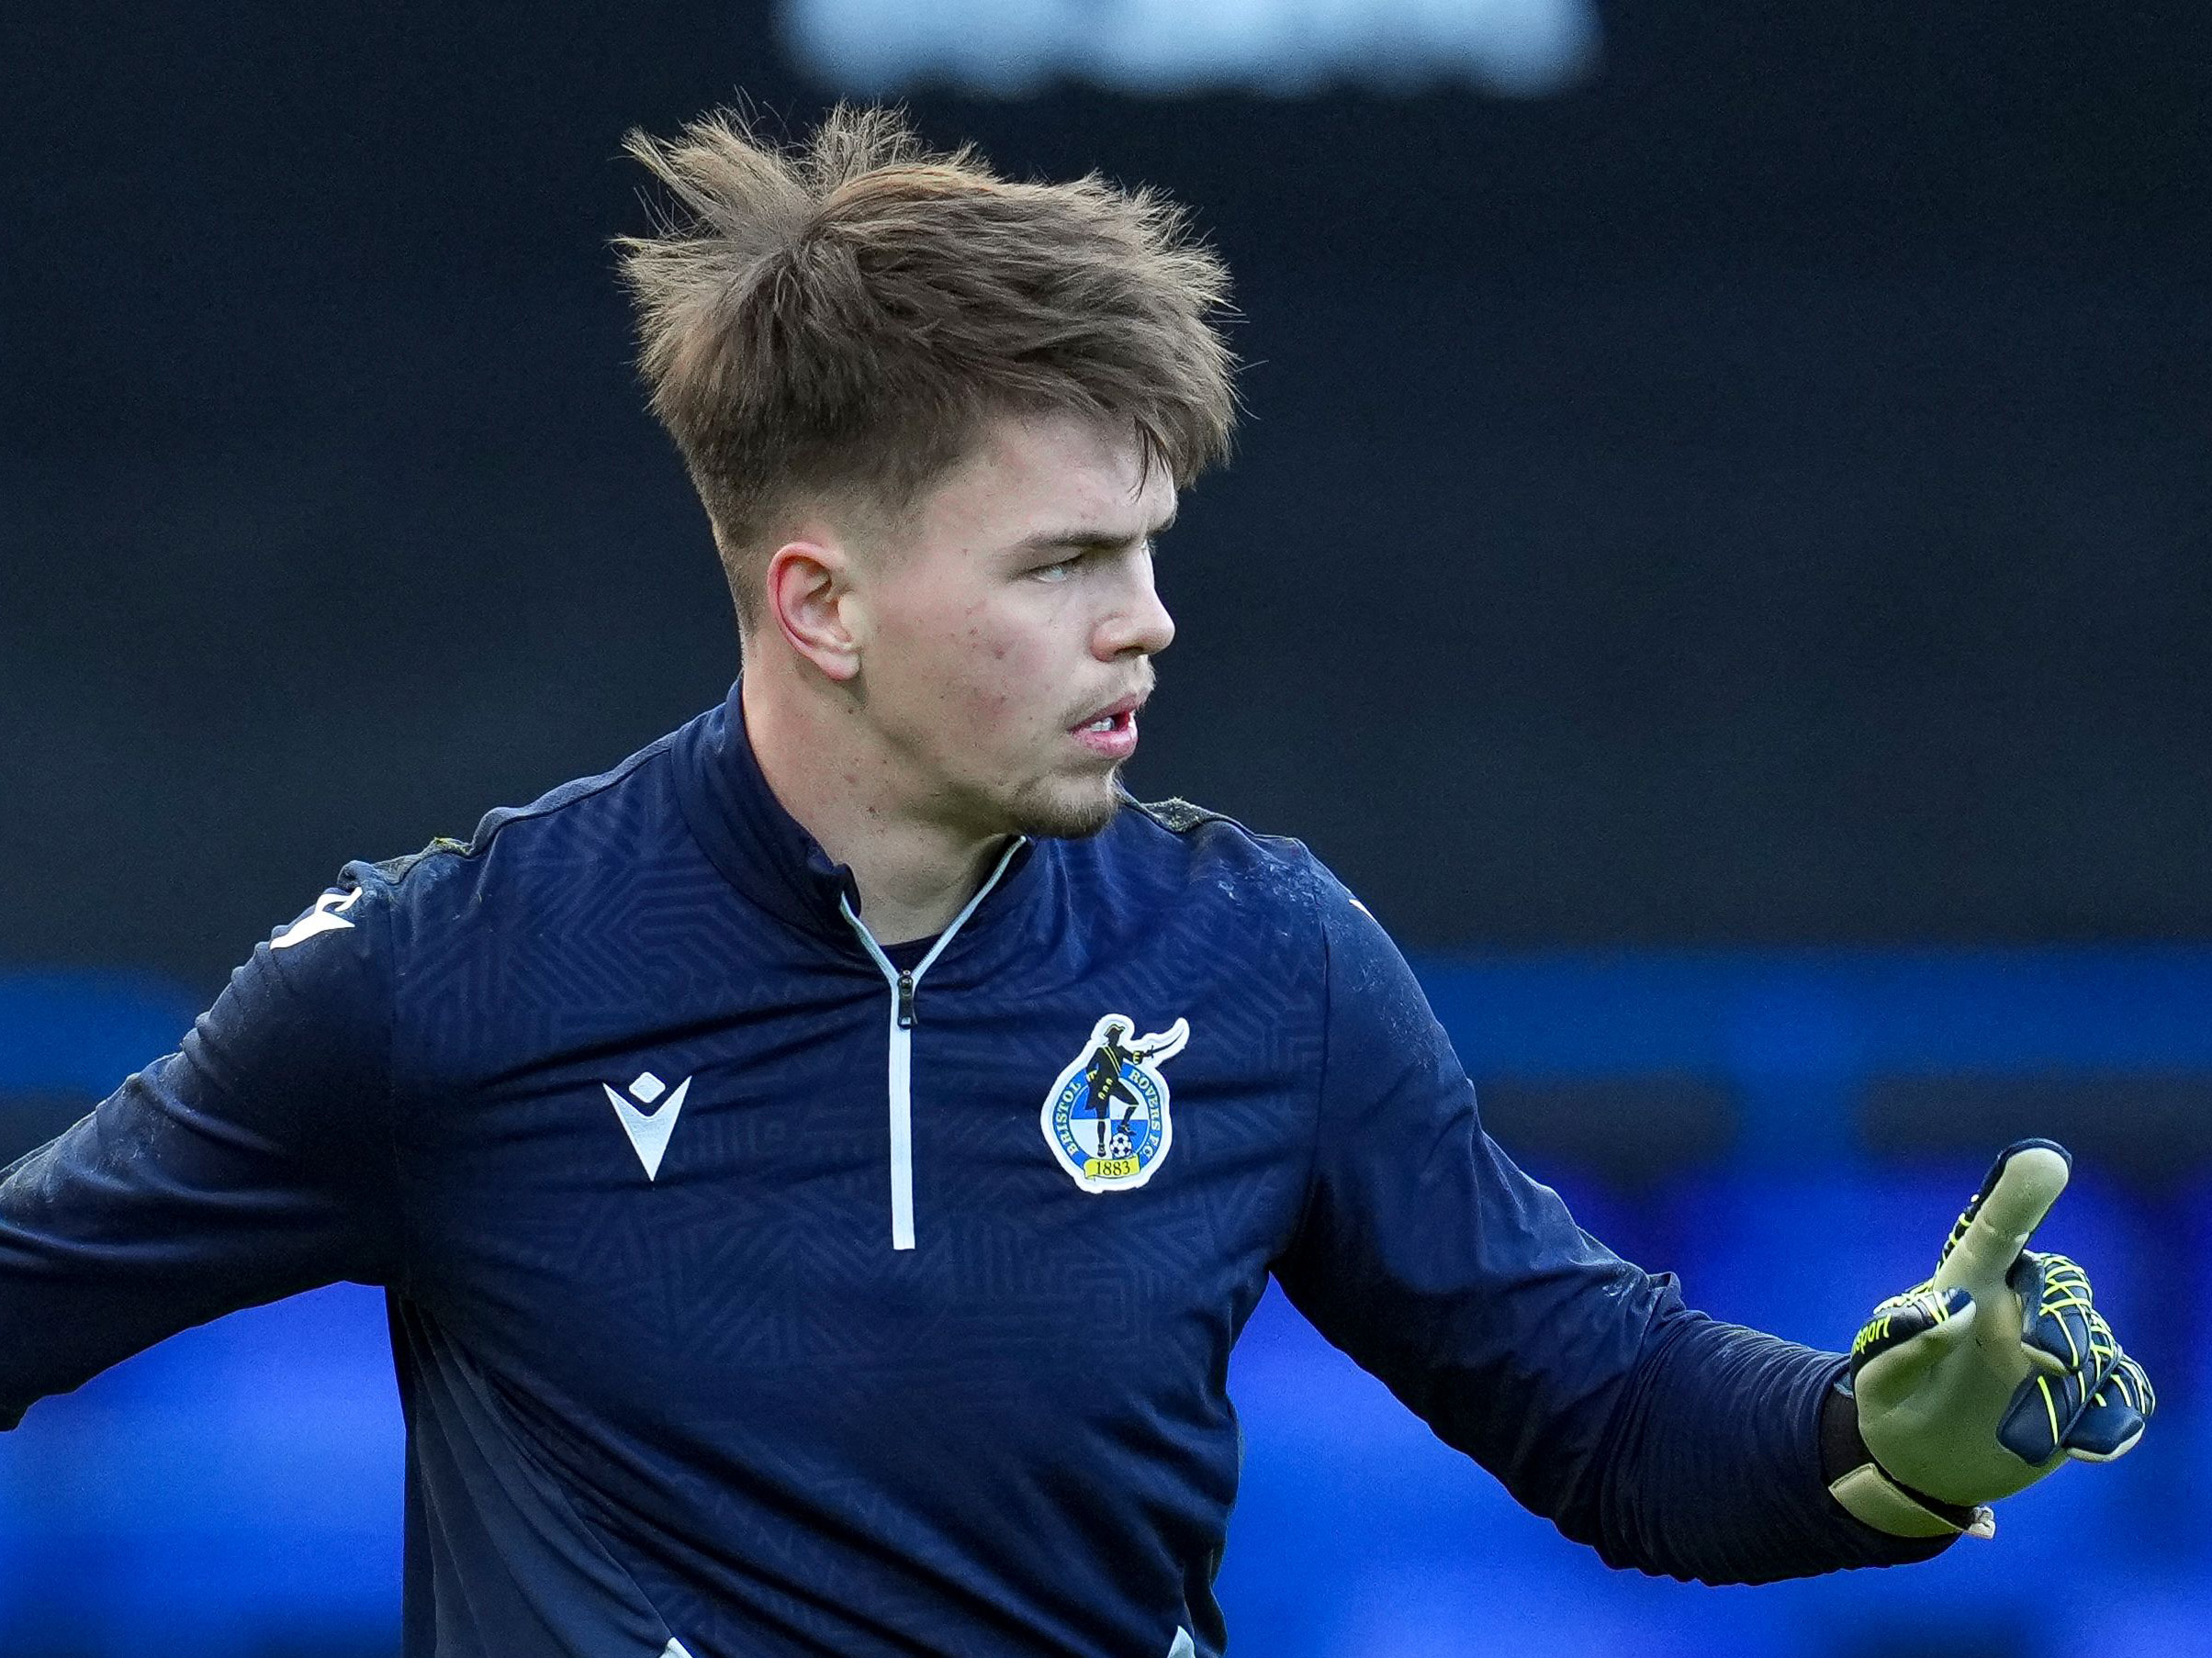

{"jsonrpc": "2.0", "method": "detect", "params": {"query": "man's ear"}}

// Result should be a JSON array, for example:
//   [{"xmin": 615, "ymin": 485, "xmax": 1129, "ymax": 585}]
[{"xmin": 765, "ymin": 538, "xmax": 862, "ymax": 682}]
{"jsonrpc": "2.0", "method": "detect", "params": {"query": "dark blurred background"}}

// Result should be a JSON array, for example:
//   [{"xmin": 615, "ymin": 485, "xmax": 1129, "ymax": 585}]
[{"xmin": 2, "ymin": 3, "xmax": 2207, "ymax": 1654}]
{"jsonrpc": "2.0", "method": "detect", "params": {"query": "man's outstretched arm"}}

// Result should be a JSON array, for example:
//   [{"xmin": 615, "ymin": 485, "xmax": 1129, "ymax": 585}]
[
  {"xmin": 1271, "ymin": 876, "xmax": 2143, "ymax": 1584},
  {"xmin": 0, "ymin": 869, "xmax": 401, "ymax": 1428}
]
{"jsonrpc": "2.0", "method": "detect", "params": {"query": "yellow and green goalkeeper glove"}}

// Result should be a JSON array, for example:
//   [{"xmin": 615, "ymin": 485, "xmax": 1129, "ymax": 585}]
[{"xmin": 1829, "ymin": 1138, "xmax": 2155, "ymax": 1540}]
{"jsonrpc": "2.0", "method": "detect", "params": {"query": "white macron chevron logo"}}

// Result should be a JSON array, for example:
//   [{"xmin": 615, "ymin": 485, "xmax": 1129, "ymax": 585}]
[
  {"xmin": 603, "ymin": 1070, "xmax": 692, "ymax": 1182},
  {"xmin": 272, "ymin": 888, "xmax": 362, "ymax": 949}
]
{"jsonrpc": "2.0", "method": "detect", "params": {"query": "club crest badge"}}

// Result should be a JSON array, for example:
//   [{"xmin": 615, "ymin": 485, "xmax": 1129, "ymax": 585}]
[{"xmin": 1040, "ymin": 1014, "xmax": 1190, "ymax": 1193}]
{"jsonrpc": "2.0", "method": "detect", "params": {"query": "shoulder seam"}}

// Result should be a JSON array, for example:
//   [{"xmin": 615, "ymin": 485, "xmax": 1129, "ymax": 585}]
[
  {"xmin": 1128, "ymin": 795, "xmax": 1229, "ymax": 835},
  {"xmin": 364, "ymin": 735, "xmax": 679, "ymax": 889},
  {"xmin": 1126, "ymin": 793, "xmax": 1314, "ymax": 875},
  {"xmin": 345, "ymin": 734, "xmax": 679, "ymax": 900},
  {"xmin": 1129, "ymin": 792, "xmax": 1278, "ymax": 840},
  {"xmin": 466, "ymin": 734, "xmax": 677, "ymax": 853},
  {"xmin": 365, "ymin": 835, "xmax": 472, "ymax": 889}
]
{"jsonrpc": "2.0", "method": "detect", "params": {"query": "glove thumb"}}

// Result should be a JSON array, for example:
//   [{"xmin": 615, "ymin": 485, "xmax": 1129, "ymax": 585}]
[{"xmin": 1855, "ymin": 1287, "xmax": 1978, "ymax": 1415}]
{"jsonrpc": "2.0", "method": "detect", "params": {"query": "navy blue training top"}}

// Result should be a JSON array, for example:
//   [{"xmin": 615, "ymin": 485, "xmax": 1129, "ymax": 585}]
[{"xmin": 0, "ymin": 683, "xmax": 1933, "ymax": 1657}]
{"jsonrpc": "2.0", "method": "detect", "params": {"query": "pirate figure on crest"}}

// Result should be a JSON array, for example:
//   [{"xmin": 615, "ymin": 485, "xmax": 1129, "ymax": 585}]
[
  {"xmin": 1040, "ymin": 1014, "xmax": 1191, "ymax": 1193},
  {"xmin": 1081, "ymin": 1025, "xmax": 1146, "ymax": 1158}
]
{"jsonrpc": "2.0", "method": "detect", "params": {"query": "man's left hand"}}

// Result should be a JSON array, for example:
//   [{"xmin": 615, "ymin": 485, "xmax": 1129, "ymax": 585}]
[{"xmin": 1828, "ymin": 1139, "xmax": 2155, "ymax": 1540}]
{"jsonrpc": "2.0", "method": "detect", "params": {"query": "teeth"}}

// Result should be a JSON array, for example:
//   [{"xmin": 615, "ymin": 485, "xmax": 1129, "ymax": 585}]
[{"xmin": 1084, "ymin": 716, "xmax": 1115, "ymax": 732}]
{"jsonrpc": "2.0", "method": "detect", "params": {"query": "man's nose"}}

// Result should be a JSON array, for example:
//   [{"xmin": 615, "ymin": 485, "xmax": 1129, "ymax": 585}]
[{"xmin": 1097, "ymin": 569, "xmax": 1175, "ymax": 659}]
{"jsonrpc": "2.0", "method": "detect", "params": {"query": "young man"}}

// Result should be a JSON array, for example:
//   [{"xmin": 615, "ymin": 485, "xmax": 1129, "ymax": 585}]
[{"xmin": 0, "ymin": 107, "xmax": 2151, "ymax": 1658}]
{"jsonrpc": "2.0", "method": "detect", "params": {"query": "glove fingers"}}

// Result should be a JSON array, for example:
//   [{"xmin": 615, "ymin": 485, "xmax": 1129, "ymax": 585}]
[
  {"xmin": 2065, "ymin": 1396, "xmax": 2148, "ymax": 1462},
  {"xmin": 2111, "ymin": 1350, "xmax": 2158, "ymax": 1418},
  {"xmin": 1998, "ymin": 1371, "xmax": 2076, "ymax": 1466},
  {"xmin": 2011, "ymin": 1251, "xmax": 2097, "ymax": 1378},
  {"xmin": 1998, "ymin": 1319, "xmax": 2140, "ymax": 1466},
  {"xmin": 1852, "ymin": 1285, "xmax": 1976, "ymax": 1413},
  {"xmin": 2066, "ymin": 1350, "xmax": 2158, "ymax": 1463}
]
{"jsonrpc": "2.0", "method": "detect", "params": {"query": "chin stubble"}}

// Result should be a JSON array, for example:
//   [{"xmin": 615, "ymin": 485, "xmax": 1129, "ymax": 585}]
[{"xmin": 1003, "ymin": 770, "xmax": 1124, "ymax": 841}]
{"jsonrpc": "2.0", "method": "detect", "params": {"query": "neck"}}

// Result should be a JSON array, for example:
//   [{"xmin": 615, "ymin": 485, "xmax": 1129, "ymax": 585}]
[{"xmin": 741, "ymin": 667, "xmax": 1014, "ymax": 946}]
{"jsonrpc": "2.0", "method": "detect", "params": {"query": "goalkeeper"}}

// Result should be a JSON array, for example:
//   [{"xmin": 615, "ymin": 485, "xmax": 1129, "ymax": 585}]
[{"xmin": 0, "ymin": 105, "xmax": 2151, "ymax": 1657}]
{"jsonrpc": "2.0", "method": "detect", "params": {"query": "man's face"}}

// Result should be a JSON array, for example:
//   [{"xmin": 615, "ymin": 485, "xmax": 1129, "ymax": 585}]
[{"xmin": 845, "ymin": 411, "xmax": 1178, "ymax": 841}]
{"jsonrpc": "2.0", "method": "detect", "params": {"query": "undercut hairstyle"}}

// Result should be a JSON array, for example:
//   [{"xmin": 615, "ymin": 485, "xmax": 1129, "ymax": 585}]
[{"xmin": 615, "ymin": 104, "xmax": 1238, "ymax": 632}]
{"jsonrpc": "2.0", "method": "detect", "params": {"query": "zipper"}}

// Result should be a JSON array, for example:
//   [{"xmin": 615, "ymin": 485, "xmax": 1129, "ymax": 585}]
[{"xmin": 839, "ymin": 838, "xmax": 1026, "ymax": 1251}]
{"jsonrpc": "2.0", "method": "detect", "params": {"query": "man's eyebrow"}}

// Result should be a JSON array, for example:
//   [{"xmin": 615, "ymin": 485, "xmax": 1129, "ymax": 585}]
[{"xmin": 1015, "ymin": 508, "xmax": 1178, "ymax": 554}]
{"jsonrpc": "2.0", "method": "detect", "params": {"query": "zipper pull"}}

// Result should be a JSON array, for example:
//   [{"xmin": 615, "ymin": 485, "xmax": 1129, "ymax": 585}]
[{"xmin": 895, "ymin": 970, "xmax": 915, "ymax": 1029}]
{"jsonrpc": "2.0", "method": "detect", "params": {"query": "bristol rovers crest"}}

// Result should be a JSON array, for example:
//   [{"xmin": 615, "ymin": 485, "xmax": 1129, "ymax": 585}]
[{"xmin": 1040, "ymin": 1014, "xmax": 1191, "ymax": 1193}]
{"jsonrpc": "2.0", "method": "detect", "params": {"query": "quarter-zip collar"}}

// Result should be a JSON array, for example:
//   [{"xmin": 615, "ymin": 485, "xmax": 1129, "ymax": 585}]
[
  {"xmin": 672, "ymin": 683, "xmax": 1041, "ymax": 1254},
  {"xmin": 838, "ymin": 835, "xmax": 1027, "ymax": 1251},
  {"xmin": 672, "ymin": 679, "xmax": 1039, "ymax": 949}
]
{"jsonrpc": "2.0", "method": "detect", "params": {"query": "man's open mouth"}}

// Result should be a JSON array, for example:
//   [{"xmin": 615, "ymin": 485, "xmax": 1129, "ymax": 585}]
[{"xmin": 1071, "ymin": 697, "xmax": 1142, "ymax": 756}]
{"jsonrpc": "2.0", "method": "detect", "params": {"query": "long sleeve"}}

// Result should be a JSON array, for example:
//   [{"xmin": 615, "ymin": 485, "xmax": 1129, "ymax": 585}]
[
  {"xmin": 0, "ymin": 868, "xmax": 403, "ymax": 1429},
  {"xmin": 1271, "ymin": 874, "xmax": 1944, "ymax": 1582}
]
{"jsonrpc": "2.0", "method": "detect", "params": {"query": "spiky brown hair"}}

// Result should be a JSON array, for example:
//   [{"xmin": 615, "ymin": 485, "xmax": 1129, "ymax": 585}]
[{"xmin": 616, "ymin": 104, "xmax": 1238, "ymax": 632}]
